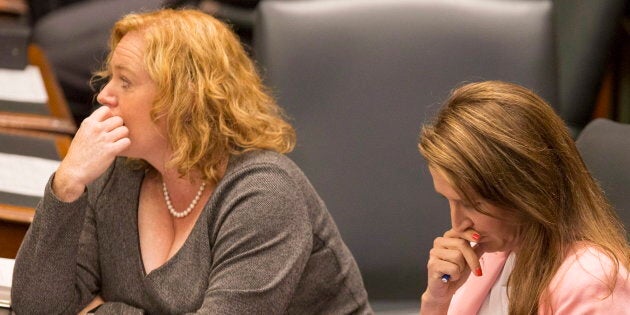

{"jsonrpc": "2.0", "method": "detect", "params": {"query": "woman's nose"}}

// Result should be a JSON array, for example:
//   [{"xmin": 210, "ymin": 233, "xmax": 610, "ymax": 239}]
[
  {"xmin": 449, "ymin": 201, "xmax": 472, "ymax": 232},
  {"xmin": 96, "ymin": 82, "xmax": 116, "ymax": 107}
]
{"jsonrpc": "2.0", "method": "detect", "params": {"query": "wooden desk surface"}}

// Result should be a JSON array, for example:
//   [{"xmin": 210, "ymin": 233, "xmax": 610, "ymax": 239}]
[
  {"xmin": 0, "ymin": 127, "xmax": 71, "ymax": 258},
  {"xmin": 0, "ymin": 45, "xmax": 77, "ymax": 135}
]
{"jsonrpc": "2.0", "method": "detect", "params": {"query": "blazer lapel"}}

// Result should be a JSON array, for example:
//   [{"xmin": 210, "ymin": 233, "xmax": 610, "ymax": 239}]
[{"xmin": 447, "ymin": 251, "xmax": 510, "ymax": 315}]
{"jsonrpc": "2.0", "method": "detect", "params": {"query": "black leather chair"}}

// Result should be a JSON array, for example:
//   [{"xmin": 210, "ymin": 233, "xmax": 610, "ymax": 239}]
[
  {"xmin": 554, "ymin": 0, "xmax": 626, "ymax": 137},
  {"xmin": 576, "ymin": 118, "xmax": 630, "ymax": 238},
  {"xmin": 254, "ymin": 0, "xmax": 556, "ymax": 311}
]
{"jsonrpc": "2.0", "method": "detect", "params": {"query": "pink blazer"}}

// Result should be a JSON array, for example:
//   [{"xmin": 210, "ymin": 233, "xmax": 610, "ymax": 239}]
[{"xmin": 447, "ymin": 245, "xmax": 630, "ymax": 314}]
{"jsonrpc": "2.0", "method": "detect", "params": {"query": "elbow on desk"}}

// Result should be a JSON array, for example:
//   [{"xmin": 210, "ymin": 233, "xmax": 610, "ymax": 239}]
[{"xmin": 10, "ymin": 270, "xmax": 81, "ymax": 315}]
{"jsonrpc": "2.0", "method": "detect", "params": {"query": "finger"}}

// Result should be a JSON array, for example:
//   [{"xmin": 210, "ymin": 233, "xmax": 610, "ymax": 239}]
[
  {"xmin": 428, "ymin": 261, "xmax": 461, "ymax": 283},
  {"xmin": 109, "ymin": 137, "xmax": 131, "ymax": 154},
  {"xmin": 78, "ymin": 107, "xmax": 111, "ymax": 132},
  {"xmin": 427, "ymin": 252, "xmax": 464, "ymax": 282},
  {"xmin": 86, "ymin": 106, "xmax": 113, "ymax": 123},
  {"xmin": 430, "ymin": 247, "xmax": 466, "ymax": 271},
  {"xmin": 436, "ymin": 236, "xmax": 482, "ymax": 277},
  {"xmin": 444, "ymin": 229, "xmax": 480, "ymax": 243},
  {"xmin": 468, "ymin": 230, "xmax": 481, "ymax": 243},
  {"xmin": 106, "ymin": 125, "xmax": 129, "ymax": 142},
  {"xmin": 460, "ymin": 245, "xmax": 482, "ymax": 277},
  {"xmin": 429, "ymin": 247, "xmax": 467, "ymax": 280},
  {"xmin": 100, "ymin": 115, "xmax": 125, "ymax": 132}
]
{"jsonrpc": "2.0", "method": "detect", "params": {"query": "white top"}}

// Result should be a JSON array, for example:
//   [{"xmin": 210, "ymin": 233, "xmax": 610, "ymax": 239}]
[{"xmin": 478, "ymin": 252, "xmax": 515, "ymax": 315}]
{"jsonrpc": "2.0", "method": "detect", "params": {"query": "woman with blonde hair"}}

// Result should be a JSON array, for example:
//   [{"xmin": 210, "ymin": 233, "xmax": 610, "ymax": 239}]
[
  {"xmin": 12, "ymin": 9, "xmax": 371, "ymax": 314},
  {"xmin": 418, "ymin": 81, "xmax": 630, "ymax": 314}
]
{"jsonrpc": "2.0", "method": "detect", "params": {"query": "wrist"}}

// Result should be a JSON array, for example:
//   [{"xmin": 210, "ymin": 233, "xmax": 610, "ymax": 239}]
[
  {"xmin": 51, "ymin": 168, "xmax": 86, "ymax": 202},
  {"xmin": 420, "ymin": 291, "xmax": 451, "ymax": 315},
  {"xmin": 87, "ymin": 304, "xmax": 102, "ymax": 314}
]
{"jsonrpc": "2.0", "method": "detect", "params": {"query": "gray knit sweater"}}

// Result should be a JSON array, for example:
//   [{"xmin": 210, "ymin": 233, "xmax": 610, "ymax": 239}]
[{"xmin": 12, "ymin": 150, "xmax": 373, "ymax": 314}]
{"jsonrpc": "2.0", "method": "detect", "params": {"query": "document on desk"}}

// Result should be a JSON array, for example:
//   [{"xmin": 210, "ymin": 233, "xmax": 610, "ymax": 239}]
[
  {"xmin": 0, "ymin": 65, "xmax": 47, "ymax": 103},
  {"xmin": 0, "ymin": 258, "xmax": 13, "ymax": 287},
  {"xmin": 0, "ymin": 65, "xmax": 48, "ymax": 115},
  {"xmin": 0, "ymin": 257, "xmax": 14, "ymax": 308},
  {"xmin": 0, "ymin": 152, "xmax": 59, "ymax": 197}
]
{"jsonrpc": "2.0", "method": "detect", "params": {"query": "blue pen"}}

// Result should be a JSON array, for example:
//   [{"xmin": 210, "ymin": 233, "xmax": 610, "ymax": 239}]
[{"xmin": 441, "ymin": 274, "xmax": 451, "ymax": 283}]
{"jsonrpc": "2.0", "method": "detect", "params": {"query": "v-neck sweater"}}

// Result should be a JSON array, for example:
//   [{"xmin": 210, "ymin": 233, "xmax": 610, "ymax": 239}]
[{"xmin": 12, "ymin": 150, "xmax": 372, "ymax": 314}]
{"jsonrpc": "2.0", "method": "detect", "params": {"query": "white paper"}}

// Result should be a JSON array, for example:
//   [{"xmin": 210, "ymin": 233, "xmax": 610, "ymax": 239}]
[
  {"xmin": 0, "ymin": 152, "xmax": 59, "ymax": 197},
  {"xmin": 0, "ymin": 258, "xmax": 14, "ymax": 288},
  {"xmin": 0, "ymin": 65, "xmax": 48, "ymax": 104}
]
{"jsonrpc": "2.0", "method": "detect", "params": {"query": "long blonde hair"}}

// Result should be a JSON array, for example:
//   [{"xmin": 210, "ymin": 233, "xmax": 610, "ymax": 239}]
[
  {"xmin": 94, "ymin": 9, "xmax": 295, "ymax": 183},
  {"xmin": 419, "ymin": 81, "xmax": 629, "ymax": 314}
]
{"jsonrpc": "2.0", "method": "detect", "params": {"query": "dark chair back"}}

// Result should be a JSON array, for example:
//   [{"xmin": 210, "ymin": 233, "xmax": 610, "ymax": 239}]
[
  {"xmin": 576, "ymin": 118, "xmax": 630, "ymax": 237},
  {"xmin": 254, "ymin": 0, "xmax": 556, "ymax": 304},
  {"xmin": 554, "ymin": 0, "xmax": 626, "ymax": 136}
]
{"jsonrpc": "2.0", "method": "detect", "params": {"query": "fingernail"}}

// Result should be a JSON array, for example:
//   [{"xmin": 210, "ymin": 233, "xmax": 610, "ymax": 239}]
[
  {"xmin": 474, "ymin": 267, "xmax": 483, "ymax": 277},
  {"xmin": 472, "ymin": 233, "xmax": 480, "ymax": 241}
]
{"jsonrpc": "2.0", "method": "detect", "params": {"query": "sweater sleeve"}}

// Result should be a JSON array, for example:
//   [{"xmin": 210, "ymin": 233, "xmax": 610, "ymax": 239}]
[
  {"xmin": 545, "ymin": 247, "xmax": 630, "ymax": 314},
  {"xmin": 94, "ymin": 302, "xmax": 145, "ymax": 314},
  {"xmin": 190, "ymin": 165, "xmax": 313, "ymax": 314},
  {"xmin": 11, "ymin": 174, "xmax": 104, "ymax": 314}
]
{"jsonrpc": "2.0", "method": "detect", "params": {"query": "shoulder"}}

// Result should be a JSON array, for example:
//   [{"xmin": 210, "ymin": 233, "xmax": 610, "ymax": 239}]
[
  {"xmin": 212, "ymin": 150, "xmax": 312, "ymax": 219},
  {"xmin": 552, "ymin": 245, "xmax": 628, "ymax": 288},
  {"xmin": 228, "ymin": 150, "xmax": 301, "ymax": 176},
  {"xmin": 221, "ymin": 150, "xmax": 309, "ymax": 194},
  {"xmin": 545, "ymin": 245, "xmax": 630, "ymax": 314},
  {"xmin": 206, "ymin": 151, "xmax": 314, "ymax": 244}
]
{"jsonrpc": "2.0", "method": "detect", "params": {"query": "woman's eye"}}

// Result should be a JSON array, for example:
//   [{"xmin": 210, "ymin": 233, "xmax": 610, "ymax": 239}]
[
  {"xmin": 120, "ymin": 76, "xmax": 130, "ymax": 88},
  {"xmin": 462, "ymin": 202, "xmax": 481, "ymax": 209}
]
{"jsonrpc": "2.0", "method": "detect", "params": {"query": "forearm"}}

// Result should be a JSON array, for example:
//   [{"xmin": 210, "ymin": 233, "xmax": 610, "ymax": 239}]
[
  {"xmin": 92, "ymin": 302, "xmax": 145, "ymax": 315},
  {"xmin": 11, "ymin": 176, "xmax": 91, "ymax": 314},
  {"xmin": 78, "ymin": 296, "xmax": 103, "ymax": 315}
]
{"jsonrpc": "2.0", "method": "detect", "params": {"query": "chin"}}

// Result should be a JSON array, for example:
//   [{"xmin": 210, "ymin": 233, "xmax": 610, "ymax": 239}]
[
  {"xmin": 118, "ymin": 149, "xmax": 131, "ymax": 158},
  {"xmin": 118, "ymin": 149, "xmax": 139, "ymax": 160},
  {"xmin": 478, "ymin": 243, "xmax": 510, "ymax": 254},
  {"xmin": 119, "ymin": 143, "xmax": 140, "ymax": 156}
]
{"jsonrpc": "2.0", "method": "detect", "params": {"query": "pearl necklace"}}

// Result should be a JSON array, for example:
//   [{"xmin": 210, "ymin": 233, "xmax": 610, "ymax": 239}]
[{"xmin": 162, "ymin": 181, "xmax": 206, "ymax": 218}]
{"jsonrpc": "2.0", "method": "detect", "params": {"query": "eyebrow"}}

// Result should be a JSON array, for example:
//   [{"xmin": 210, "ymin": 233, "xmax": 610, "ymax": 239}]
[
  {"xmin": 112, "ymin": 64, "xmax": 133, "ymax": 72},
  {"xmin": 436, "ymin": 189, "xmax": 482, "ymax": 204},
  {"xmin": 435, "ymin": 190, "xmax": 460, "ymax": 201}
]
